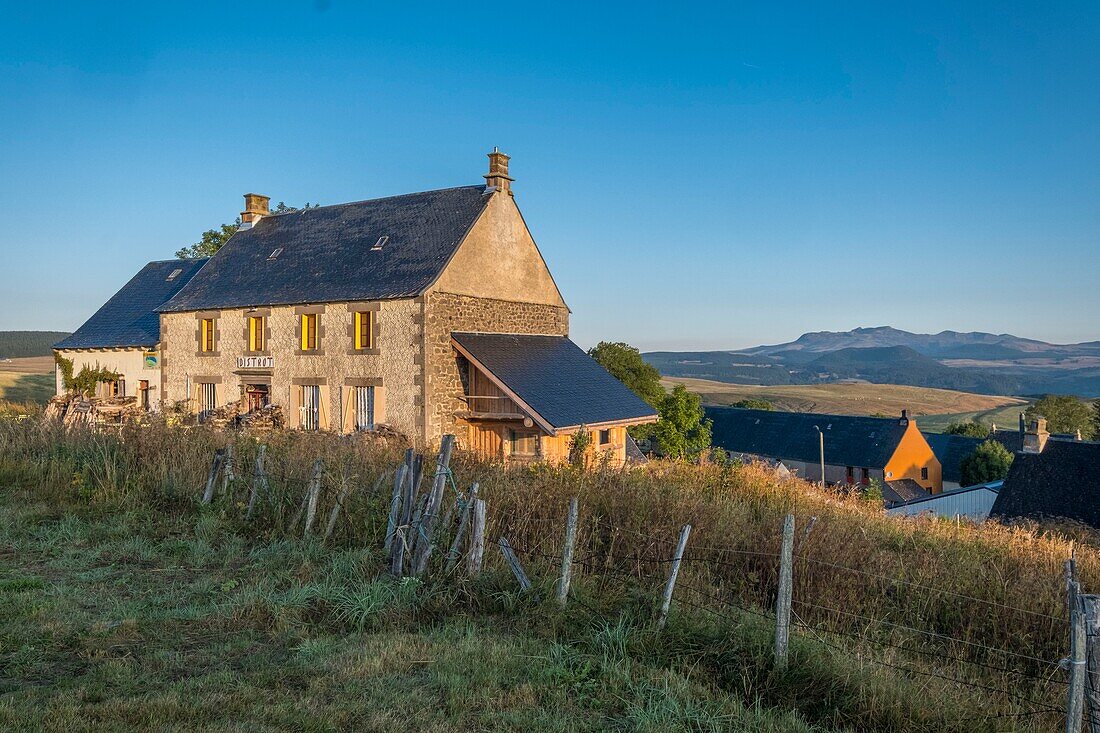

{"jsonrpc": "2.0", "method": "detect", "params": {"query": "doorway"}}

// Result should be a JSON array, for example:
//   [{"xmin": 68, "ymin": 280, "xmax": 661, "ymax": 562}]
[{"xmin": 245, "ymin": 384, "xmax": 270, "ymax": 413}]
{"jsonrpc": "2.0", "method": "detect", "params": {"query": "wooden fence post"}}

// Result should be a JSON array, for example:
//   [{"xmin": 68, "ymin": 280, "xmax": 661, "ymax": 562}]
[
  {"xmin": 445, "ymin": 483, "xmax": 479, "ymax": 573},
  {"xmin": 1079, "ymin": 594, "xmax": 1100, "ymax": 733},
  {"xmin": 384, "ymin": 464, "xmax": 409, "ymax": 555},
  {"xmin": 246, "ymin": 444, "xmax": 267, "ymax": 520},
  {"xmin": 774, "ymin": 513, "xmax": 795, "ymax": 671},
  {"xmin": 466, "ymin": 498, "xmax": 487, "ymax": 576},
  {"xmin": 220, "ymin": 444, "xmax": 236, "ymax": 498},
  {"xmin": 201, "ymin": 449, "xmax": 224, "ymax": 505},
  {"xmin": 302, "ymin": 459, "xmax": 324, "ymax": 538},
  {"xmin": 323, "ymin": 476, "xmax": 350, "ymax": 540},
  {"xmin": 1068, "ymin": 558, "xmax": 1086, "ymax": 733},
  {"xmin": 556, "ymin": 497, "xmax": 579, "ymax": 607},
  {"xmin": 656, "ymin": 523, "xmax": 692, "ymax": 629},
  {"xmin": 499, "ymin": 536, "xmax": 532, "ymax": 592},
  {"xmin": 413, "ymin": 435, "xmax": 456, "ymax": 576}
]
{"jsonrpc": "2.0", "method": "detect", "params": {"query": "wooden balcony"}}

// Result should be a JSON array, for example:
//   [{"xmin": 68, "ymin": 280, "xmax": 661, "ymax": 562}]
[{"xmin": 456, "ymin": 394, "xmax": 527, "ymax": 421}]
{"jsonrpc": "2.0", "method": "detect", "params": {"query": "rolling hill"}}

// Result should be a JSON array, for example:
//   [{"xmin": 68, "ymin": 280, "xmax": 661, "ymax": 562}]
[
  {"xmin": 645, "ymin": 327, "xmax": 1100, "ymax": 397},
  {"xmin": 0, "ymin": 331, "xmax": 69, "ymax": 359}
]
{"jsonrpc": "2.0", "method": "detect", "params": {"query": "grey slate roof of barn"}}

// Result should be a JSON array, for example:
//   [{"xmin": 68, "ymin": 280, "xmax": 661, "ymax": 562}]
[
  {"xmin": 55, "ymin": 259, "xmax": 209, "ymax": 350},
  {"xmin": 705, "ymin": 407, "xmax": 912, "ymax": 468},
  {"xmin": 990, "ymin": 440, "xmax": 1100, "ymax": 527},
  {"xmin": 925, "ymin": 430, "xmax": 1024, "ymax": 484},
  {"xmin": 883, "ymin": 478, "xmax": 930, "ymax": 507},
  {"xmin": 451, "ymin": 333, "xmax": 658, "ymax": 433},
  {"xmin": 161, "ymin": 186, "xmax": 492, "ymax": 312}
]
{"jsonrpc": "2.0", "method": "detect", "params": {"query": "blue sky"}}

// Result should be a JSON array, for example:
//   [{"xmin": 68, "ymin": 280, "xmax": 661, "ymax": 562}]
[{"xmin": 1, "ymin": 2, "xmax": 1097, "ymax": 350}]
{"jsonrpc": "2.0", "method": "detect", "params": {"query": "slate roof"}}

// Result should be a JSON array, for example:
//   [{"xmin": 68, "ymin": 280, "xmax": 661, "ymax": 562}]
[
  {"xmin": 990, "ymin": 440, "xmax": 1100, "ymax": 527},
  {"xmin": 161, "ymin": 186, "xmax": 492, "ymax": 312},
  {"xmin": 451, "ymin": 333, "xmax": 658, "ymax": 433},
  {"xmin": 706, "ymin": 407, "xmax": 913, "ymax": 468},
  {"xmin": 55, "ymin": 259, "xmax": 208, "ymax": 350},
  {"xmin": 883, "ymin": 478, "xmax": 930, "ymax": 507},
  {"xmin": 925, "ymin": 431, "xmax": 1024, "ymax": 484}
]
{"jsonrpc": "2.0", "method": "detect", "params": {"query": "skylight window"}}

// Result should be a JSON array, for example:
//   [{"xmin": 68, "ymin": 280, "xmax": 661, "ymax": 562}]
[
  {"xmin": 166, "ymin": 268, "xmax": 183, "ymax": 281},
  {"xmin": 371, "ymin": 235, "xmax": 388, "ymax": 251},
  {"xmin": 267, "ymin": 247, "xmax": 284, "ymax": 261}
]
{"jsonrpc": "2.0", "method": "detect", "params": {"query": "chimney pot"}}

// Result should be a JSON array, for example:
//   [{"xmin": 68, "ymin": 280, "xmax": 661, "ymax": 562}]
[
  {"xmin": 899, "ymin": 409, "xmax": 909, "ymax": 426},
  {"xmin": 240, "ymin": 193, "xmax": 270, "ymax": 229},
  {"xmin": 1023, "ymin": 417, "xmax": 1050, "ymax": 454},
  {"xmin": 484, "ymin": 148, "xmax": 514, "ymax": 195}
]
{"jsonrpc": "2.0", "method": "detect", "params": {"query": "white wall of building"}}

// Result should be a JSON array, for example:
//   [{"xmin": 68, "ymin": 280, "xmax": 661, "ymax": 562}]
[{"xmin": 55, "ymin": 348, "xmax": 162, "ymax": 409}]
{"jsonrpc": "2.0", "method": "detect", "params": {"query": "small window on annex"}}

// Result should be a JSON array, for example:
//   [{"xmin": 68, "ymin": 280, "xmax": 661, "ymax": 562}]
[
  {"xmin": 599, "ymin": 429, "xmax": 611, "ymax": 445},
  {"xmin": 509, "ymin": 429, "xmax": 538, "ymax": 457}
]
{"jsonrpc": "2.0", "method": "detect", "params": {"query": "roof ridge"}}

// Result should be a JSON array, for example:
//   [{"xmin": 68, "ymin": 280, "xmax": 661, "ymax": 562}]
[
  {"xmin": 262, "ymin": 184, "xmax": 488, "ymax": 218},
  {"xmin": 712, "ymin": 406, "xmax": 902, "ymax": 422}
]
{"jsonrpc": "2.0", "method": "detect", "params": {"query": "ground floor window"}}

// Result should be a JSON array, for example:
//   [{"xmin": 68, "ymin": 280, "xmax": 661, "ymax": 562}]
[
  {"xmin": 599, "ymin": 429, "xmax": 611, "ymax": 445},
  {"xmin": 244, "ymin": 384, "xmax": 270, "ymax": 413},
  {"xmin": 300, "ymin": 384, "xmax": 321, "ymax": 430},
  {"xmin": 198, "ymin": 383, "xmax": 216, "ymax": 422},
  {"xmin": 353, "ymin": 385, "xmax": 375, "ymax": 431},
  {"xmin": 860, "ymin": 467, "xmax": 870, "ymax": 485},
  {"xmin": 509, "ymin": 429, "xmax": 539, "ymax": 457}
]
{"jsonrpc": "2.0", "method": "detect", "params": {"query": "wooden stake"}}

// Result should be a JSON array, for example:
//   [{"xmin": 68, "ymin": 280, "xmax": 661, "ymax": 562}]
[
  {"xmin": 302, "ymin": 459, "xmax": 324, "ymax": 537},
  {"xmin": 1068, "ymin": 558, "xmax": 1086, "ymax": 733},
  {"xmin": 201, "ymin": 449, "xmax": 224, "ymax": 505},
  {"xmin": 220, "ymin": 444, "xmax": 236, "ymax": 498},
  {"xmin": 774, "ymin": 513, "xmax": 795, "ymax": 670},
  {"xmin": 466, "ymin": 498, "xmax": 487, "ymax": 576},
  {"xmin": 391, "ymin": 455, "xmax": 415, "ymax": 577},
  {"xmin": 445, "ymin": 483, "xmax": 479, "ymax": 573},
  {"xmin": 499, "ymin": 536, "xmax": 531, "ymax": 592},
  {"xmin": 556, "ymin": 497, "xmax": 579, "ymax": 607},
  {"xmin": 384, "ymin": 464, "xmax": 409, "ymax": 555},
  {"xmin": 246, "ymin": 444, "xmax": 267, "ymax": 520},
  {"xmin": 413, "ymin": 435, "xmax": 456, "ymax": 576},
  {"xmin": 1079, "ymin": 594, "xmax": 1100, "ymax": 733},
  {"xmin": 656, "ymin": 523, "xmax": 692, "ymax": 629},
  {"xmin": 323, "ymin": 476, "xmax": 351, "ymax": 540}
]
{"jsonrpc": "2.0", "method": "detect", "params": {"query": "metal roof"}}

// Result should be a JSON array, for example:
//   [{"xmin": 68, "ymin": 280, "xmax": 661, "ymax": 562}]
[
  {"xmin": 161, "ymin": 185, "xmax": 492, "ymax": 312},
  {"xmin": 451, "ymin": 332, "xmax": 658, "ymax": 433},
  {"xmin": 55, "ymin": 259, "xmax": 208, "ymax": 350}
]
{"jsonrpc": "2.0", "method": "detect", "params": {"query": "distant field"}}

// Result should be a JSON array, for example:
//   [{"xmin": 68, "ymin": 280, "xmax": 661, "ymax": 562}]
[
  {"xmin": 666, "ymin": 377, "xmax": 1026, "ymax": 419},
  {"xmin": 0, "ymin": 357, "xmax": 55, "ymax": 404}
]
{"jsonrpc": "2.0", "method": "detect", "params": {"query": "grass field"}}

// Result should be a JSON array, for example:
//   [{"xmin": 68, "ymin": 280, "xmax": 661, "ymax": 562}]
[
  {"xmin": 0, "ymin": 420, "xmax": 1087, "ymax": 731},
  {"xmin": 666, "ymin": 377, "xmax": 1027, "ymax": 420},
  {"xmin": 0, "ymin": 356, "xmax": 55, "ymax": 406}
]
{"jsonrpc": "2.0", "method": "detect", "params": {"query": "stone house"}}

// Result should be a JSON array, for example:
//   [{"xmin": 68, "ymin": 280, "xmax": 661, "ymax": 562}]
[
  {"xmin": 54, "ymin": 258, "xmax": 207, "ymax": 409},
  {"xmin": 150, "ymin": 150, "xmax": 656, "ymax": 462}
]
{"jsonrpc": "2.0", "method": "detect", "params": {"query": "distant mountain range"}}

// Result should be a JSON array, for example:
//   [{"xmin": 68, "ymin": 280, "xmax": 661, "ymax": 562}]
[{"xmin": 645, "ymin": 327, "xmax": 1100, "ymax": 397}]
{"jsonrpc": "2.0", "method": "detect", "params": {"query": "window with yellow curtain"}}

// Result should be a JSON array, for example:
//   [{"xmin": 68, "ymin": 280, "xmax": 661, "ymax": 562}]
[
  {"xmin": 200, "ymin": 318, "xmax": 215, "ymax": 353},
  {"xmin": 354, "ymin": 311, "xmax": 374, "ymax": 350},
  {"xmin": 248, "ymin": 316, "xmax": 265, "ymax": 352},
  {"xmin": 301, "ymin": 313, "xmax": 318, "ymax": 351}
]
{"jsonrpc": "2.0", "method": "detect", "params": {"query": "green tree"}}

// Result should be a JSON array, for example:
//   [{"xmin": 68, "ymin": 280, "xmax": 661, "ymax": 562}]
[
  {"xmin": 587, "ymin": 342, "xmax": 664, "ymax": 407},
  {"xmin": 1025, "ymin": 395, "xmax": 1095, "ymax": 439},
  {"xmin": 1093, "ymin": 399, "xmax": 1100, "ymax": 440},
  {"xmin": 960, "ymin": 439, "xmax": 1014, "ymax": 486},
  {"xmin": 731, "ymin": 398, "xmax": 774, "ymax": 411},
  {"xmin": 650, "ymin": 384, "xmax": 712, "ymax": 460},
  {"xmin": 175, "ymin": 203, "xmax": 315, "ymax": 259},
  {"xmin": 943, "ymin": 420, "xmax": 989, "ymax": 438}
]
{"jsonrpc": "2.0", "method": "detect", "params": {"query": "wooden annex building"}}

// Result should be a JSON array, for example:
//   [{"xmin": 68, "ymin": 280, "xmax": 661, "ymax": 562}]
[{"xmin": 56, "ymin": 151, "xmax": 657, "ymax": 464}]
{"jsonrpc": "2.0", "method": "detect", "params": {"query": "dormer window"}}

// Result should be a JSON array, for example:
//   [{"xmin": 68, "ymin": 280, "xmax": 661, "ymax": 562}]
[
  {"xmin": 371, "ymin": 236, "xmax": 388, "ymax": 252},
  {"xmin": 267, "ymin": 247, "xmax": 284, "ymax": 261},
  {"xmin": 166, "ymin": 268, "xmax": 183, "ymax": 281}
]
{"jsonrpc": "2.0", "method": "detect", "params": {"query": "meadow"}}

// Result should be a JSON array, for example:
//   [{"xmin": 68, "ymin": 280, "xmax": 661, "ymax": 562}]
[{"xmin": 0, "ymin": 418, "xmax": 1089, "ymax": 731}]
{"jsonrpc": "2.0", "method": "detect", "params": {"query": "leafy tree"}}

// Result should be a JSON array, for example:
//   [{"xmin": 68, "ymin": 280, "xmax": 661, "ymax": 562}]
[
  {"xmin": 960, "ymin": 440, "xmax": 1014, "ymax": 486},
  {"xmin": 175, "ymin": 203, "xmax": 316, "ymax": 259},
  {"xmin": 731, "ymin": 398, "xmax": 774, "ymax": 410},
  {"xmin": 587, "ymin": 342, "xmax": 664, "ymax": 407},
  {"xmin": 650, "ymin": 385, "xmax": 712, "ymax": 460},
  {"xmin": 943, "ymin": 420, "xmax": 989, "ymax": 438},
  {"xmin": 862, "ymin": 478, "xmax": 885, "ymax": 506},
  {"xmin": 1025, "ymin": 395, "xmax": 1095, "ymax": 439}
]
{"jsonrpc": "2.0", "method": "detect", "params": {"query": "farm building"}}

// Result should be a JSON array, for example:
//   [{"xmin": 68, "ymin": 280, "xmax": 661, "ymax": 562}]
[
  {"xmin": 707, "ymin": 407, "xmax": 943, "ymax": 493},
  {"xmin": 990, "ymin": 419, "xmax": 1100, "ymax": 528},
  {"xmin": 887, "ymin": 480, "xmax": 1002, "ymax": 522},
  {"xmin": 53, "ymin": 258, "xmax": 207, "ymax": 410},
  {"xmin": 59, "ymin": 150, "xmax": 656, "ymax": 463}
]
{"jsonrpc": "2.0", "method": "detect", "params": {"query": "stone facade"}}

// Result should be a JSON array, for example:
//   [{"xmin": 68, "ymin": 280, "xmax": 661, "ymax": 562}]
[{"xmin": 421, "ymin": 291, "xmax": 569, "ymax": 442}]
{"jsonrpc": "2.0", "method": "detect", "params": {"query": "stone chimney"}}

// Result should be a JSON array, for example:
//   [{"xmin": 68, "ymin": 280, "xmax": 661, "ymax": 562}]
[
  {"xmin": 1022, "ymin": 418, "xmax": 1050, "ymax": 454},
  {"xmin": 240, "ymin": 193, "xmax": 270, "ymax": 230},
  {"xmin": 484, "ymin": 148, "xmax": 514, "ymax": 195},
  {"xmin": 1019, "ymin": 412, "xmax": 1026, "ymax": 435},
  {"xmin": 899, "ymin": 409, "xmax": 909, "ymax": 427}
]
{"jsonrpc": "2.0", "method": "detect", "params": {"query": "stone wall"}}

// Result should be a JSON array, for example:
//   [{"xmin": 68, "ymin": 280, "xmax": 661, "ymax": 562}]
[
  {"xmin": 161, "ymin": 298, "xmax": 424, "ymax": 438},
  {"xmin": 422, "ymin": 291, "xmax": 569, "ymax": 444}
]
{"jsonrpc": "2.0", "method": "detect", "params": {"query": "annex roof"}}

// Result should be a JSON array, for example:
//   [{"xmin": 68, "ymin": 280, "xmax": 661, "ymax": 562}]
[
  {"xmin": 161, "ymin": 186, "xmax": 492, "ymax": 312},
  {"xmin": 883, "ymin": 478, "xmax": 930, "ymax": 506},
  {"xmin": 990, "ymin": 440, "xmax": 1100, "ymax": 527},
  {"xmin": 451, "ymin": 333, "xmax": 658, "ymax": 434},
  {"xmin": 706, "ymin": 407, "xmax": 912, "ymax": 469},
  {"xmin": 55, "ymin": 259, "xmax": 208, "ymax": 350}
]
